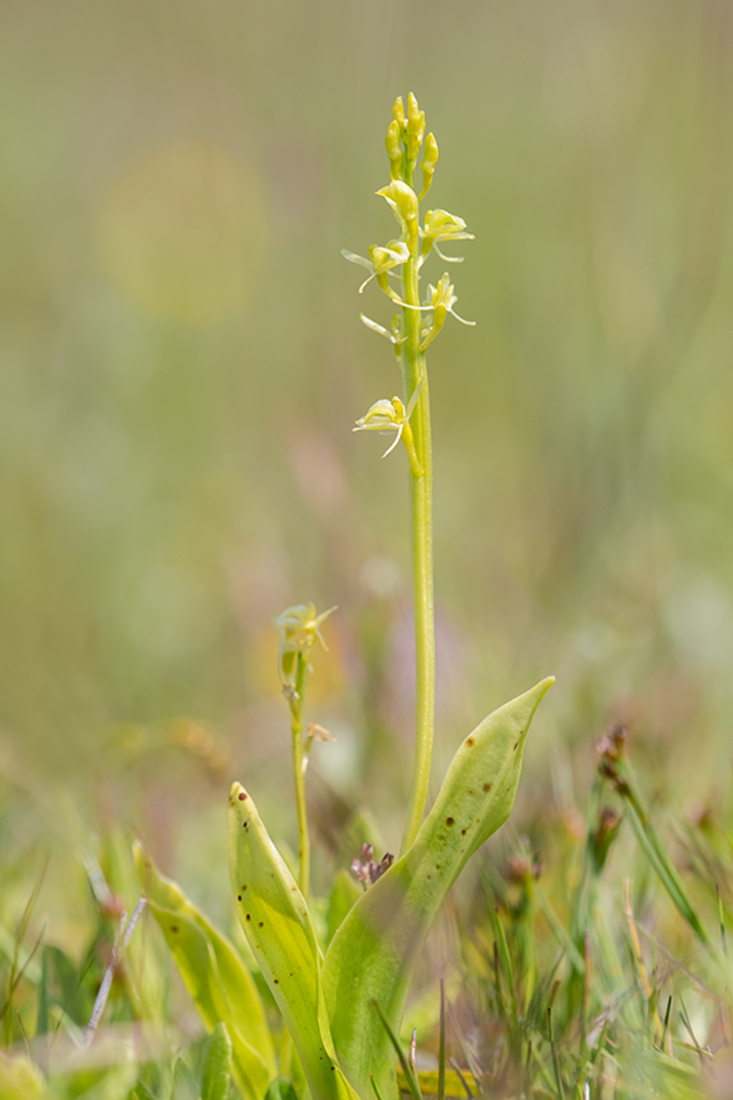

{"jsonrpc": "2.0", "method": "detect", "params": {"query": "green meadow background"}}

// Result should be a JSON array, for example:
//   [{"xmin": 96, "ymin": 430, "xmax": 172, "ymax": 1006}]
[{"xmin": 2, "ymin": 0, "xmax": 733, "ymax": 901}]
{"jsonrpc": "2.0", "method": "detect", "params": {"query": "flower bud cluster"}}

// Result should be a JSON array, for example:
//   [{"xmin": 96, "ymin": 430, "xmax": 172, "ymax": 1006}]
[
  {"xmin": 590, "ymin": 806, "xmax": 622, "ymax": 871},
  {"xmin": 351, "ymin": 843, "xmax": 394, "ymax": 890},
  {"xmin": 596, "ymin": 723, "xmax": 629, "ymax": 792}
]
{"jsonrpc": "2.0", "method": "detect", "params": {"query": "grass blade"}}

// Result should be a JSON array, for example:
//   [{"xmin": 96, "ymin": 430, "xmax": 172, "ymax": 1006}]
[{"xmin": 372, "ymin": 1000, "xmax": 423, "ymax": 1100}]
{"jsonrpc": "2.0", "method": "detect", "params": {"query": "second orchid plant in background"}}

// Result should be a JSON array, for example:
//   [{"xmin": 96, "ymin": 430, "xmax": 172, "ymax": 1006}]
[{"xmin": 137, "ymin": 94, "xmax": 553, "ymax": 1100}]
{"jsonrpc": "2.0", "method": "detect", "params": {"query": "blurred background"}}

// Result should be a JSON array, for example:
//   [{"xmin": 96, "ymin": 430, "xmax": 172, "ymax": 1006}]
[{"xmin": 2, "ymin": 0, "xmax": 733, "ymax": 897}]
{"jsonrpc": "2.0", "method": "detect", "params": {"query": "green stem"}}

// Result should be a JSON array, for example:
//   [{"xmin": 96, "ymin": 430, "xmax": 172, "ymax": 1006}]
[
  {"xmin": 400, "ymin": 237, "xmax": 436, "ymax": 855},
  {"xmin": 290, "ymin": 653, "xmax": 311, "ymax": 898}
]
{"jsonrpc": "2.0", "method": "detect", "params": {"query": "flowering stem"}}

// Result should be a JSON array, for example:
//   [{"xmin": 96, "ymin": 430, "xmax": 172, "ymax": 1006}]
[
  {"xmin": 400, "ymin": 236, "xmax": 436, "ymax": 856},
  {"xmin": 290, "ymin": 652, "xmax": 311, "ymax": 898}
]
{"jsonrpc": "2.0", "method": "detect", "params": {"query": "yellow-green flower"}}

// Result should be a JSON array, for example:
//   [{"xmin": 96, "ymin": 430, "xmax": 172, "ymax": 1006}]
[
  {"xmin": 420, "ymin": 273, "xmax": 475, "ymax": 350},
  {"xmin": 420, "ymin": 208, "xmax": 474, "ymax": 265},
  {"xmin": 273, "ymin": 603, "xmax": 336, "ymax": 689},
  {"xmin": 342, "ymin": 240, "xmax": 410, "ymax": 303},
  {"xmin": 353, "ymin": 382, "xmax": 423, "ymax": 476}
]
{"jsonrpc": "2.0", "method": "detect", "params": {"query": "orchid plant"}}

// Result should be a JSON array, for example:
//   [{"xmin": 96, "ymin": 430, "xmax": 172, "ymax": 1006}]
[{"xmin": 136, "ymin": 94, "xmax": 553, "ymax": 1100}]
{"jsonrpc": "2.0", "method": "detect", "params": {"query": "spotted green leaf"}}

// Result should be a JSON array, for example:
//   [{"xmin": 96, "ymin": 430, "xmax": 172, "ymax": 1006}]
[
  {"xmin": 134, "ymin": 843, "xmax": 275, "ymax": 1100},
  {"xmin": 228, "ymin": 784, "xmax": 359, "ymax": 1100},
  {"xmin": 322, "ymin": 678, "xmax": 553, "ymax": 1099}
]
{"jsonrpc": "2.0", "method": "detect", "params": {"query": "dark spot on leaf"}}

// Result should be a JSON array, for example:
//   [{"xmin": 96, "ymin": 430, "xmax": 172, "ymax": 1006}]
[
  {"xmin": 427, "ymin": 874, "xmax": 432, "ymax": 880},
  {"xmin": 466, "ymin": 737, "xmax": 475, "ymax": 747},
  {"xmin": 258, "ymin": 921, "xmax": 264, "ymax": 928},
  {"xmin": 289, "ymin": 973, "xmax": 293, "ymax": 977},
  {"xmin": 170, "ymin": 925, "xmax": 179, "ymax": 933},
  {"xmin": 331, "ymin": 1067, "xmax": 335, "ymax": 1072},
  {"xmin": 468, "ymin": 789, "xmax": 474, "ymax": 796},
  {"xmin": 446, "ymin": 817, "xmax": 455, "ymax": 827},
  {"xmin": 238, "ymin": 791, "xmax": 247, "ymax": 801},
  {"xmin": 513, "ymin": 742, "xmax": 518, "ymax": 751},
  {"xmin": 461, "ymin": 829, "xmax": 467, "ymax": 836},
  {"xmin": 237, "ymin": 895, "xmax": 242, "ymax": 901},
  {"xmin": 246, "ymin": 914, "xmax": 251, "ymax": 921},
  {"xmin": 435, "ymin": 863, "xmax": 440, "ymax": 870},
  {"xmin": 274, "ymin": 979, "xmax": 279, "ymax": 984},
  {"xmin": 483, "ymin": 782, "xmax": 492, "ymax": 792},
  {"xmin": 241, "ymin": 885, "xmax": 247, "ymax": 891}
]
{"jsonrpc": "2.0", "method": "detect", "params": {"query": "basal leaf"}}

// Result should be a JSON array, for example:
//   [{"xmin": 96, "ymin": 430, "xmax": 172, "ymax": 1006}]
[
  {"xmin": 172, "ymin": 1057, "xmax": 198, "ymax": 1100},
  {"xmin": 201, "ymin": 1021, "xmax": 233, "ymax": 1100},
  {"xmin": 134, "ymin": 843, "xmax": 275, "ymax": 1100},
  {"xmin": 322, "ymin": 678, "xmax": 553, "ymax": 1099},
  {"xmin": 326, "ymin": 870, "xmax": 362, "ymax": 945},
  {"xmin": 0, "ymin": 1052, "xmax": 46, "ymax": 1099},
  {"xmin": 132, "ymin": 1082, "xmax": 158, "ymax": 1100},
  {"xmin": 264, "ymin": 1078, "xmax": 301, "ymax": 1100},
  {"xmin": 395, "ymin": 1068, "xmax": 478, "ymax": 1099},
  {"xmin": 228, "ymin": 784, "xmax": 359, "ymax": 1100}
]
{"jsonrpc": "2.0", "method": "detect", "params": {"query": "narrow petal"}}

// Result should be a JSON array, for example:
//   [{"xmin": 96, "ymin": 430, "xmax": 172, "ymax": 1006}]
[
  {"xmin": 381, "ymin": 425, "xmax": 404, "ymax": 458},
  {"xmin": 449, "ymin": 307, "xmax": 476, "ymax": 326},
  {"xmin": 360, "ymin": 314, "xmax": 396, "ymax": 342},
  {"xmin": 341, "ymin": 248, "xmax": 373, "ymax": 270},
  {"xmin": 433, "ymin": 242, "xmax": 464, "ymax": 263}
]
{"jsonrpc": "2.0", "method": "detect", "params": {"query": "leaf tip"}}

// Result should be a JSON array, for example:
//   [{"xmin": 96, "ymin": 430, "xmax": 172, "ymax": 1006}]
[{"xmin": 229, "ymin": 781, "xmax": 249, "ymax": 806}]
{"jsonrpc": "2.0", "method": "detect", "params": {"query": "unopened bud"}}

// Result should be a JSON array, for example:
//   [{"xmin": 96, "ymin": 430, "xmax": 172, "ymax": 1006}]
[
  {"xmin": 406, "ymin": 92, "xmax": 426, "ymax": 164},
  {"xmin": 419, "ymin": 132, "xmax": 439, "ymax": 199},
  {"xmin": 386, "ymin": 119, "xmax": 404, "ymax": 181},
  {"xmin": 406, "ymin": 92, "xmax": 425, "ymax": 139}
]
